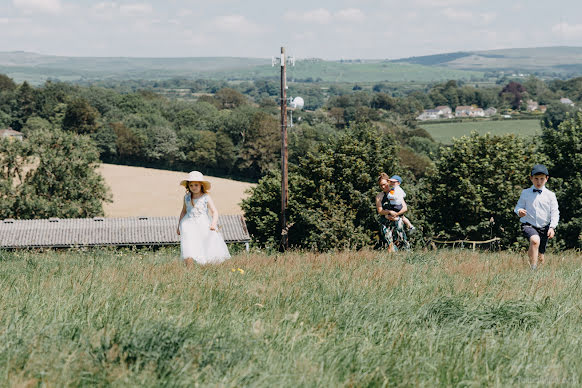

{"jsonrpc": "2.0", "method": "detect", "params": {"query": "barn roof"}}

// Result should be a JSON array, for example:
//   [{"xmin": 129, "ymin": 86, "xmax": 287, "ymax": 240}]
[{"xmin": 0, "ymin": 215, "xmax": 250, "ymax": 249}]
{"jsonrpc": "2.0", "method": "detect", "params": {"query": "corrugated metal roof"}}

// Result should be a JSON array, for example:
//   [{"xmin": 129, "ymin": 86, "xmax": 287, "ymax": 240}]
[{"xmin": 0, "ymin": 215, "xmax": 250, "ymax": 248}]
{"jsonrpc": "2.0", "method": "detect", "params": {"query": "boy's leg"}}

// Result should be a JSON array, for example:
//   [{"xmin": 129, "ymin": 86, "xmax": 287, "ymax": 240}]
[
  {"xmin": 537, "ymin": 226, "xmax": 550, "ymax": 265},
  {"xmin": 401, "ymin": 216, "xmax": 412, "ymax": 229},
  {"xmin": 528, "ymin": 235, "xmax": 540, "ymax": 268},
  {"xmin": 522, "ymin": 223, "xmax": 541, "ymax": 269}
]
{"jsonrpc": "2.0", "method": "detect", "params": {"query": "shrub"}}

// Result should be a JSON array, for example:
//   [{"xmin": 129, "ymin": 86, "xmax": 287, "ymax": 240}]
[
  {"xmin": 419, "ymin": 132, "xmax": 537, "ymax": 247},
  {"xmin": 242, "ymin": 123, "xmax": 400, "ymax": 250}
]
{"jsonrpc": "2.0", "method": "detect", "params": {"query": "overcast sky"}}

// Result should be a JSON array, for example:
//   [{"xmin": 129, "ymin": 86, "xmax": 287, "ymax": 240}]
[{"xmin": 1, "ymin": 0, "xmax": 581, "ymax": 59}]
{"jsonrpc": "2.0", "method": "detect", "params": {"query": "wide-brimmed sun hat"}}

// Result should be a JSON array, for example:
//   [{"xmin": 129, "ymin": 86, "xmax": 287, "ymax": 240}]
[{"xmin": 180, "ymin": 171, "xmax": 211, "ymax": 191}]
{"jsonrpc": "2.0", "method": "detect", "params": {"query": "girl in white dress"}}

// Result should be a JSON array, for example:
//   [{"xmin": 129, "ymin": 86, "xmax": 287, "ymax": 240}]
[{"xmin": 176, "ymin": 171, "xmax": 231, "ymax": 265}]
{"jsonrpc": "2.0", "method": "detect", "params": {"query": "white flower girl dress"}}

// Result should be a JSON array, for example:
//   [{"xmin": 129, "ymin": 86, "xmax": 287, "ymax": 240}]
[{"xmin": 179, "ymin": 193, "xmax": 231, "ymax": 264}]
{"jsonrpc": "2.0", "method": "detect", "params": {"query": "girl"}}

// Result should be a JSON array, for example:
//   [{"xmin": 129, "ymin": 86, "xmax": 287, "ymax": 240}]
[{"xmin": 177, "ymin": 171, "xmax": 230, "ymax": 265}]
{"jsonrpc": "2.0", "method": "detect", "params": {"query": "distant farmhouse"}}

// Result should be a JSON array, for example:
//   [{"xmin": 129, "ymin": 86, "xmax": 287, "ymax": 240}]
[
  {"xmin": 560, "ymin": 97, "xmax": 575, "ymax": 106},
  {"xmin": 526, "ymin": 100, "xmax": 547, "ymax": 113},
  {"xmin": 455, "ymin": 106, "xmax": 484, "ymax": 118},
  {"xmin": 0, "ymin": 128, "xmax": 24, "ymax": 141},
  {"xmin": 417, "ymin": 105, "xmax": 500, "ymax": 121},
  {"xmin": 484, "ymin": 107, "xmax": 497, "ymax": 116},
  {"xmin": 416, "ymin": 105, "xmax": 453, "ymax": 121}
]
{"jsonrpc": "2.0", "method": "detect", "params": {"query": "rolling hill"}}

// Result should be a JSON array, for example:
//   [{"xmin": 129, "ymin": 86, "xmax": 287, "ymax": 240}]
[
  {"xmin": 392, "ymin": 46, "xmax": 582, "ymax": 75},
  {"xmin": 2, "ymin": 46, "xmax": 582, "ymax": 85}
]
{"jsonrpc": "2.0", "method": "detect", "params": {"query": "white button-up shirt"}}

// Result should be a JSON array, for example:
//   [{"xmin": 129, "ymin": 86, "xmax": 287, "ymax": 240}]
[{"xmin": 514, "ymin": 185, "xmax": 559, "ymax": 228}]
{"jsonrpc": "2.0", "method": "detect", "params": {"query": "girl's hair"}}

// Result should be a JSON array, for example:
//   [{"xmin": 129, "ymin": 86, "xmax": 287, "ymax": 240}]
[
  {"xmin": 186, "ymin": 181, "xmax": 206, "ymax": 194},
  {"xmin": 377, "ymin": 172, "xmax": 390, "ymax": 184}
]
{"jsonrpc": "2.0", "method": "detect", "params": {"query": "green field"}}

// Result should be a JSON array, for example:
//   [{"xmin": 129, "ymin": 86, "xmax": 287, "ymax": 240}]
[
  {"xmin": 421, "ymin": 119, "xmax": 542, "ymax": 143},
  {"xmin": 2, "ymin": 247, "xmax": 582, "ymax": 386}
]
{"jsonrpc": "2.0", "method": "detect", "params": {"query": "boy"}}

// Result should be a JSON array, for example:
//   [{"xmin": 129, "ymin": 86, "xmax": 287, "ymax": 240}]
[
  {"xmin": 514, "ymin": 164, "xmax": 559, "ymax": 270},
  {"xmin": 379, "ymin": 174, "xmax": 416, "ymax": 233}
]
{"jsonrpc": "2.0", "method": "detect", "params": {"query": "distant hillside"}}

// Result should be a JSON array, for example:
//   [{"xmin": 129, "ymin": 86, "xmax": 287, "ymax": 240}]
[
  {"xmin": 3, "ymin": 47, "xmax": 582, "ymax": 85},
  {"xmin": 0, "ymin": 52, "xmax": 269, "ymax": 84},
  {"xmin": 392, "ymin": 46, "xmax": 582, "ymax": 75},
  {"xmin": 0, "ymin": 51, "xmax": 482, "ymax": 85}
]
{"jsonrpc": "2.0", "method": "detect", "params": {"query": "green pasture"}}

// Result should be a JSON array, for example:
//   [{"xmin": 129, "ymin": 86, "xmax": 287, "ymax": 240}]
[
  {"xmin": 421, "ymin": 119, "xmax": 542, "ymax": 144},
  {"xmin": 2, "ymin": 247, "xmax": 582, "ymax": 386}
]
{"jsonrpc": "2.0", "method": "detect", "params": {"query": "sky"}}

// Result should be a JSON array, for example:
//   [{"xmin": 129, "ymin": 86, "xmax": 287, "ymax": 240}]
[{"xmin": 1, "ymin": 0, "xmax": 581, "ymax": 60}]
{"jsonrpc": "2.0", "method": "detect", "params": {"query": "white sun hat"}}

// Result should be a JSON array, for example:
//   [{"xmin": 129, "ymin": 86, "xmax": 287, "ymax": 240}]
[{"xmin": 179, "ymin": 171, "xmax": 211, "ymax": 192}]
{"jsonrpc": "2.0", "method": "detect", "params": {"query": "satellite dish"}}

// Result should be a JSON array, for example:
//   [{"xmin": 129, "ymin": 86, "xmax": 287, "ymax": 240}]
[{"xmin": 290, "ymin": 96, "xmax": 304, "ymax": 110}]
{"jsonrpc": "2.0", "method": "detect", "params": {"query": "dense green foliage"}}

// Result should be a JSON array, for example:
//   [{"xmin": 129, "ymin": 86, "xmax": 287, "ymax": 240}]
[
  {"xmin": 0, "ymin": 129, "xmax": 110, "ymax": 218},
  {"xmin": 2, "ymin": 248, "xmax": 582, "ymax": 386},
  {"xmin": 419, "ymin": 133, "xmax": 536, "ymax": 247},
  {"xmin": 242, "ymin": 124, "xmax": 400, "ymax": 250},
  {"xmin": 540, "ymin": 112, "xmax": 582, "ymax": 249}
]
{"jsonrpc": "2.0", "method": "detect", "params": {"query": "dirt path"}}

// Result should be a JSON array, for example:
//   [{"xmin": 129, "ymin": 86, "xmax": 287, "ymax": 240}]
[{"xmin": 98, "ymin": 164, "xmax": 255, "ymax": 217}]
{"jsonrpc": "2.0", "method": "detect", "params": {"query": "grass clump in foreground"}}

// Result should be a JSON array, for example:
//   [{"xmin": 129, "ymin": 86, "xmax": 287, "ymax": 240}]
[{"xmin": 1, "ymin": 247, "xmax": 582, "ymax": 386}]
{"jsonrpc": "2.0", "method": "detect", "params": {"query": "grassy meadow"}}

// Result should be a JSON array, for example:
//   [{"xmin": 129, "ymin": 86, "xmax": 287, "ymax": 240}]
[
  {"xmin": 421, "ymin": 119, "xmax": 542, "ymax": 144},
  {"xmin": 2, "ymin": 247, "xmax": 582, "ymax": 386}
]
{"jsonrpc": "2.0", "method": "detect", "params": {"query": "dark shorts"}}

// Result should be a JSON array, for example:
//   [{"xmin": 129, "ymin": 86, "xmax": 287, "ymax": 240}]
[
  {"xmin": 382, "ymin": 203, "xmax": 403, "ymax": 212},
  {"xmin": 521, "ymin": 223, "xmax": 550, "ymax": 254}
]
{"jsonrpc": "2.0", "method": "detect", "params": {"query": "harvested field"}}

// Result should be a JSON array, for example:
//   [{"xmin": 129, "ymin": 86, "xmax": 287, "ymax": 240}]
[{"xmin": 98, "ymin": 164, "xmax": 254, "ymax": 217}]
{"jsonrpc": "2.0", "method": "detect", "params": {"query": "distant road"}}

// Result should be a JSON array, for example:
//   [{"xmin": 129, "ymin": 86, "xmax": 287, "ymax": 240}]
[{"xmin": 98, "ymin": 164, "xmax": 254, "ymax": 217}]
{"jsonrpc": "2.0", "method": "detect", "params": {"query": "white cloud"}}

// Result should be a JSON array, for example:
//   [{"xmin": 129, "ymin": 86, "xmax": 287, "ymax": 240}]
[
  {"xmin": 285, "ymin": 8, "xmax": 332, "ymax": 24},
  {"xmin": 12, "ymin": 0, "xmax": 62, "ymax": 14},
  {"xmin": 335, "ymin": 8, "xmax": 365, "ymax": 23},
  {"xmin": 213, "ymin": 15, "xmax": 263, "ymax": 34},
  {"xmin": 552, "ymin": 22, "xmax": 582, "ymax": 39},
  {"xmin": 441, "ymin": 8, "xmax": 472, "ymax": 21},
  {"xmin": 177, "ymin": 9, "xmax": 192, "ymax": 18},
  {"xmin": 93, "ymin": 2, "xmax": 118, "ymax": 11},
  {"xmin": 479, "ymin": 12, "xmax": 496, "ymax": 24},
  {"xmin": 0, "ymin": 17, "xmax": 29, "ymax": 24},
  {"xmin": 120, "ymin": 3, "xmax": 153, "ymax": 15},
  {"xmin": 414, "ymin": 0, "xmax": 478, "ymax": 6},
  {"xmin": 285, "ymin": 8, "xmax": 364, "ymax": 24}
]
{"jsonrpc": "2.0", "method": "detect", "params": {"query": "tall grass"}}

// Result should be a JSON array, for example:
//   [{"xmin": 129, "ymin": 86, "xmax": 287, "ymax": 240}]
[{"xmin": 1, "ymin": 247, "xmax": 582, "ymax": 386}]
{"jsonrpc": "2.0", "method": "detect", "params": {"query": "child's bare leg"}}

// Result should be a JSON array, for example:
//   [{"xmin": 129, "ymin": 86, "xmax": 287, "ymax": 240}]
[
  {"xmin": 538, "ymin": 253, "xmax": 545, "ymax": 265},
  {"xmin": 402, "ymin": 216, "xmax": 413, "ymax": 229},
  {"xmin": 528, "ymin": 236, "xmax": 540, "ymax": 268}
]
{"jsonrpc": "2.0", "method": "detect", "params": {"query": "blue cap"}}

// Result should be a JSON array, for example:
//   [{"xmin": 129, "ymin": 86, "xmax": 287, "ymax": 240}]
[
  {"xmin": 531, "ymin": 164, "xmax": 549, "ymax": 176},
  {"xmin": 389, "ymin": 175, "xmax": 402, "ymax": 184}
]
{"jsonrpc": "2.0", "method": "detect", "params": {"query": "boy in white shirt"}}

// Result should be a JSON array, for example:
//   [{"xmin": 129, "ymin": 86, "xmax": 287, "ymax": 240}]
[{"xmin": 514, "ymin": 164, "xmax": 559, "ymax": 270}]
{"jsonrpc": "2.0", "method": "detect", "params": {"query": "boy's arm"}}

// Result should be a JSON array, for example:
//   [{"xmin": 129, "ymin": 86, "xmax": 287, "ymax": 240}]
[
  {"xmin": 549, "ymin": 192, "xmax": 559, "ymax": 229},
  {"xmin": 514, "ymin": 191, "xmax": 526, "ymax": 216}
]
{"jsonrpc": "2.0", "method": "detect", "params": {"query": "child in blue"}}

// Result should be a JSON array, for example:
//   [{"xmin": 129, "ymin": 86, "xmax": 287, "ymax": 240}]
[{"xmin": 514, "ymin": 164, "xmax": 559, "ymax": 270}]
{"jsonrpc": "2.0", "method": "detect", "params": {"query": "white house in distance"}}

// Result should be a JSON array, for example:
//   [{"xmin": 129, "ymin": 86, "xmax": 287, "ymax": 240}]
[
  {"xmin": 455, "ymin": 106, "xmax": 485, "ymax": 117},
  {"xmin": 0, "ymin": 128, "xmax": 24, "ymax": 141},
  {"xmin": 484, "ymin": 107, "xmax": 497, "ymax": 116},
  {"xmin": 434, "ymin": 106, "xmax": 453, "ymax": 118},
  {"xmin": 416, "ymin": 105, "xmax": 453, "ymax": 121},
  {"xmin": 560, "ymin": 97, "xmax": 575, "ymax": 106}
]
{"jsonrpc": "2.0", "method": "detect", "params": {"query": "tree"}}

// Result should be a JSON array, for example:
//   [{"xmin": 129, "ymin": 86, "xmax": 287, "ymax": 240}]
[
  {"xmin": 214, "ymin": 88, "xmax": 248, "ymax": 109},
  {"xmin": 111, "ymin": 122, "xmax": 146, "ymax": 161},
  {"xmin": 182, "ymin": 129, "xmax": 217, "ymax": 169},
  {"xmin": 0, "ymin": 74, "xmax": 16, "ymax": 91},
  {"xmin": 420, "ymin": 133, "xmax": 536, "ymax": 247},
  {"xmin": 541, "ymin": 102, "xmax": 577, "ymax": 130},
  {"xmin": 62, "ymin": 98, "xmax": 100, "ymax": 134},
  {"xmin": 242, "ymin": 123, "xmax": 400, "ymax": 250},
  {"xmin": 237, "ymin": 111, "xmax": 279, "ymax": 178},
  {"xmin": 12, "ymin": 81, "xmax": 36, "ymax": 130},
  {"xmin": 539, "ymin": 112, "xmax": 582, "ymax": 249},
  {"xmin": 0, "ymin": 129, "xmax": 111, "ymax": 219},
  {"xmin": 499, "ymin": 81, "xmax": 526, "ymax": 110}
]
